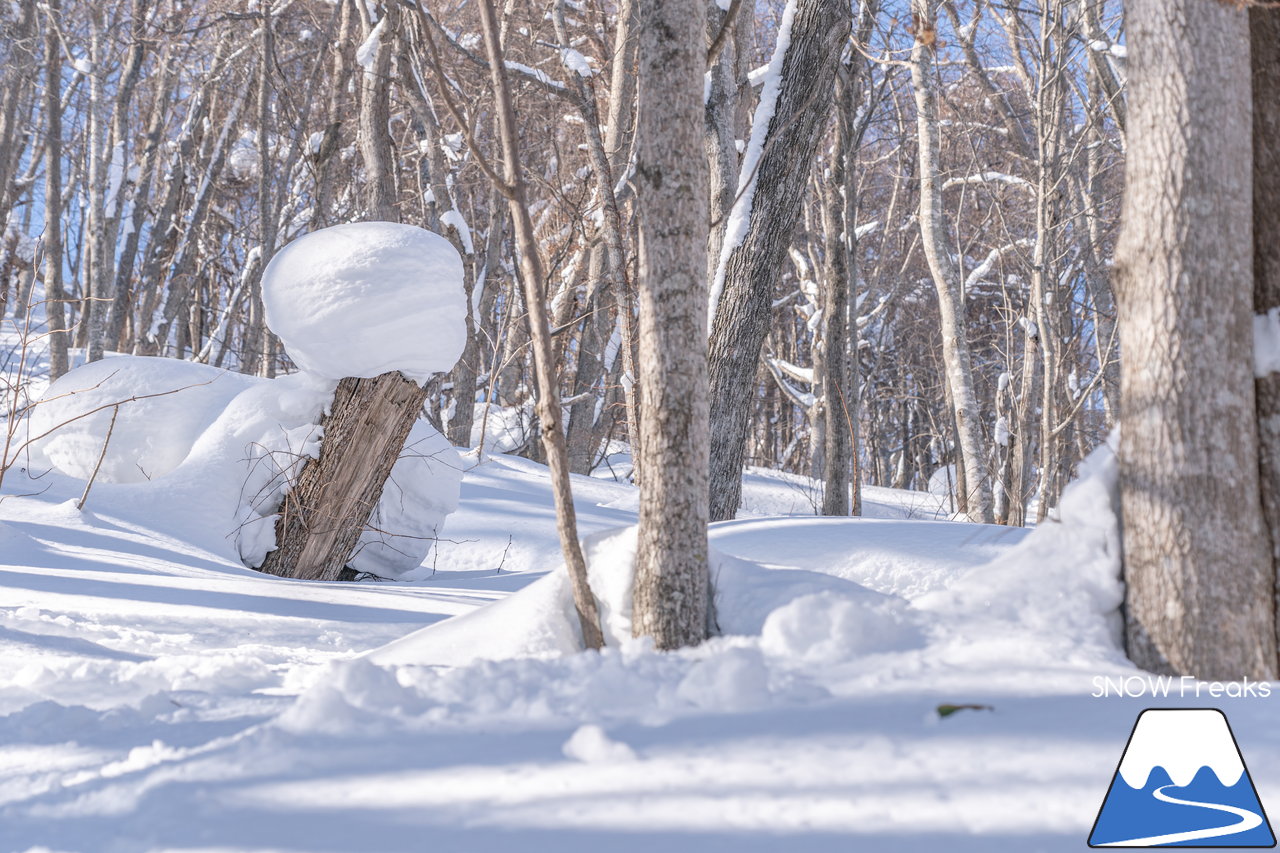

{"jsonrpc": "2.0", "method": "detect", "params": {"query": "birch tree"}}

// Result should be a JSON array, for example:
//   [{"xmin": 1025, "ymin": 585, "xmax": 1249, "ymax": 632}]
[{"xmin": 907, "ymin": 0, "xmax": 992, "ymax": 524}]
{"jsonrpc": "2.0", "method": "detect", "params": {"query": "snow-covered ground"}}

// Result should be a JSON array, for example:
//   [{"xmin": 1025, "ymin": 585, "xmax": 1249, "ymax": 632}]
[{"xmin": 4, "ymin": 433, "xmax": 1277, "ymax": 853}]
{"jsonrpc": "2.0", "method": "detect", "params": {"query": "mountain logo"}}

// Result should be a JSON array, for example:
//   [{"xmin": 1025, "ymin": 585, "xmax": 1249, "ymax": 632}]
[{"xmin": 1089, "ymin": 708, "xmax": 1276, "ymax": 847}]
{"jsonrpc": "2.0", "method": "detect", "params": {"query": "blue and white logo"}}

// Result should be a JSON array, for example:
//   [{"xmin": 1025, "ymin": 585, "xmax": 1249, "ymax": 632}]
[{"xmin": 1089, "ymin": 708, "xmax": 1275, "ymax": 847}]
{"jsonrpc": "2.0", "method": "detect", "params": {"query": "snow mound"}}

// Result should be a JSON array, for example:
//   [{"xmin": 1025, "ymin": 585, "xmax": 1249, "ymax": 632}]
[
  {"xmin": 28, "ymin": 356, "xmax": 256, "ymax": 484},
  {"xmin": 367, "ymin": 525, "xmax": 911, "ymax": 667},
  {"xmin": 562, "ymin": 724, "xmax": 636, "ymax": 763},
  {"xmin": 761, "ymin": 593, "xmax": 923, "ymax": 665},
  {"xmin": 919, "ymin": 436, "xmax": 1124, "ymax": 661},
  {"xmin": 349, "ymin": 419, "xmax": 464, "ymax": 577},
  {"xmin": 262, "ymin": 222, "xmax": 467, "ymax": 383}
]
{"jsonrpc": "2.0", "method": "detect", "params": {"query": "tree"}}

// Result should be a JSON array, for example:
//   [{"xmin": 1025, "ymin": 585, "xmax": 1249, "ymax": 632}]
[
  {"xmin": 629, "ymin": 0, "xmax": 711, "ymax": 649},
  {"xmin": 706, "ymin": 0, "xmax": 853, "ymax": 522},
  {"xmin": 1117, "ymin": 0, "xmax": 1276, "ymax": 680},
  {"xmin": 907, "ymin": 0, "xmax": 992, "ymax": 524},
  {"xmin": 1252, "ymin": 2, "xmax": 1280, "ymax": 660}
]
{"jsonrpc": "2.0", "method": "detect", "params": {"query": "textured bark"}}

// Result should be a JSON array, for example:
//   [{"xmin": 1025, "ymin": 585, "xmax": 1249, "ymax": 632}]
[
  {"xmin": 630, "ymin": 0, "xmax": 710, "ymax": 650},
  {"xmin": 1252, "ymin": 5, "xmax": 1280, "ymax": 662},
  {"xmin": 41, "ymin": 0, "xmax": 68, "ymax": 380},
  {"xmin": 477, "ymin": 0, "xmax": 604, "ymax": 650},
  {"xmin": 706, "ymin": 0, "xmax": 852, "ymax": 522},
  {"xmin": 908, "ymin": 0, "xmax": 992, "ymax": 524},
  {"xmin": 357, "ymin": 2, "xmax": 397, "ymax": 221},
  {"xmin": 257, "ymin": 373, "xmax": 428, "ymax": 581},
  {"xmin": 1118, "ymin": 0, "xmax": 1276, "ymax": 680},
  {"xmin": 818, "ymin": 74, "xmax": 854, "ymax": 517}
]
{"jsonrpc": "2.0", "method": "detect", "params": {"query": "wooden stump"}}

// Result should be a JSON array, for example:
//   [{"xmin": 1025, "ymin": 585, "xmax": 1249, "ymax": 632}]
[{"xmin": 257, "ymin": 370, "xmax": 428, "ymax": 581}]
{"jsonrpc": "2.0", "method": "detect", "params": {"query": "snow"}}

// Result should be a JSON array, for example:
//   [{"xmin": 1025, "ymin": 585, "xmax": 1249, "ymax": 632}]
[
  {"xmin": 355, "ymin": 17, "xmax": 386, "ymax": 71},
  {"xmin": 262, "ymin": 222, "xmax": 467, "ymax": 383},
  {"xmin": 28, "ymin": 355, "xmax": 257, "ymax": 484},
  {"xmin": 1254, "ymin": 308, "xmax": 1280, "ymax": 377},
  {"xmin": 563, "ymin": 724, "xmax": 637, "ymax": 763},
  {"xmin": 560, "ymin": 47, "xmax": 594, "ymax": 78},
  {"xmin": 4, "ymin": 393, "xmax": 1272, "ymax": 853},
  {"xmin": 350, "ymin": 419, "xmax": 463, "ymax": 578},
  {"xmin": 439, "ymin": 208, "xmax": 474, "ymax": 254}
]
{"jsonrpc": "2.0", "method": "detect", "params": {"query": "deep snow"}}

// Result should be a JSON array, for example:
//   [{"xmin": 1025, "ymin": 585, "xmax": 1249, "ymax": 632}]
[{"xmin": 4, "ymin": 429, "xmax": 1276, "ymax": 853}]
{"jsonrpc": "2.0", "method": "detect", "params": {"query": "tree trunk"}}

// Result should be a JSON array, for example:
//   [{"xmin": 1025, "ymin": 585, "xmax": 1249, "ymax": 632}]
[
  {"xmin": 41, "ymin": 0, "xmax": 68, "ymax": 380},
  {"xmin": 477, "ymin": 0, "xmax": 604, "ymax": 650},
  {"xmin": 1118, "ymin": 0, "xmax": 1276, "ymax": 680},
  {"xmin": 358, "ymin": 2, "xmax": 397, "ymax": 221},
  {"xmin": 908, "ymin": 0, "xmax": 992, "ymax": 524},
  {"xmin": 257, "ymin": 373, "xmax": 427, "ymax": 580},
  {"xmin": 1252, "ymin": 4, "xmax": 1280, "ymax": 666},
  {"xmin": 706, "ymin": 0, "xmax": 852, "ymax": 522},
  {"xmin": 630, "ymin": 0, "xmax": 710, "ymax": 649}
]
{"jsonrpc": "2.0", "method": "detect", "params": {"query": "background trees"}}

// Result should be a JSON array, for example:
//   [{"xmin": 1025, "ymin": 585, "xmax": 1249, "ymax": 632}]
[{"xmin": 0, "ymin": 0, "xmax": 1124, "ymax": 532}]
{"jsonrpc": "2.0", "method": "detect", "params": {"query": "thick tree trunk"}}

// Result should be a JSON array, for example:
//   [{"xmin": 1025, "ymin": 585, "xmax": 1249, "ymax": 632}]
[
  {"xmin": 1118, "ymin": 0, "xmax": 1276, "ymax": 680},
  {"xmin": 257, "ymin": 373, "xmax": 427, "ymax": 580},
  {"xmin": 1252, "ymin": 5, "xmax": 1280, "ymax": 664},
  {"xmin": 909, "ymin": 0, "xmax": 992, "ymax": 524},
  {"xmin": 706, "ymin": 0, "xmax": 852, "ymax": 522},
  {"xmin": 630, "ymin": 0, "xmax": 710, "ymax": 649}
]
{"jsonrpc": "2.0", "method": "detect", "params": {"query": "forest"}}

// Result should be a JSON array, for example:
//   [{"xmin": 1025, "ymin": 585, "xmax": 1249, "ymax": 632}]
[
  {"xmin": 5, "ymin": 0, "xmax": 1280, "ymax": 850},
  {"xmin": 0, "ymin": 0, "xmax": 1124, "ymax": 525}
]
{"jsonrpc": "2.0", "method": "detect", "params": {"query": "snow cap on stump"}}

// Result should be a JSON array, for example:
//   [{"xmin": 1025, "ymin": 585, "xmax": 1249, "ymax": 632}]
[{"xmin": 263, "ymin": 222, "xmax": 466, "ymax": 383}]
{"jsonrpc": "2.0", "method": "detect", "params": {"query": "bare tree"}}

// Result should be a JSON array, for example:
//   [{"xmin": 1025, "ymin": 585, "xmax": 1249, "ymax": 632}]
[
  {"xmin": 706, "ymin": 0, "xmax": 853, "ymax": 522},
  {"xmin": 908, "ymin": 0, "xmax": 992, "ymax": 524},
  {"xmin": 629, "ymin": 0, "xmax": 711, "ymax": 649}
]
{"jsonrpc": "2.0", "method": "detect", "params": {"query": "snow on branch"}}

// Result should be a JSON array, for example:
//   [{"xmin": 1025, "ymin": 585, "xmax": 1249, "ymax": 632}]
[
  {"xmin": 964, "ymin": 239, "xmax": 1032, "ymax": 292},
  {"xmin": 942, "ymin": 172, "xmax": 1033, "ymax": 193}
]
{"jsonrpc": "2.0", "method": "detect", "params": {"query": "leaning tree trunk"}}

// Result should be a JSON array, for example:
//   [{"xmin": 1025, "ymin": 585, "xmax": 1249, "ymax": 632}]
[
  {"xmin": 908, "ymin": 0, "xmax": 992, "ymax": 524},
  {"xmin": 1118, "ymin": 0, "xmax": 1276, "ymax": 680},
  {"xmin": 257, "ymin": 373, "xmax": 428, "ymax": 580},
  {"xmin": 706, "ymin": 0, "xmax": 852, "ymax": 522},
  {"xmin": 477, "ymin": 0, "xmax": 604, "ymax": 650},
  {"xmin": 1251, "ymin": 4, "xmax": 1280, "ymax": 661},
  {"xmin": 630, "ymin": 0, "xmax": 710, "ymax": 649}
]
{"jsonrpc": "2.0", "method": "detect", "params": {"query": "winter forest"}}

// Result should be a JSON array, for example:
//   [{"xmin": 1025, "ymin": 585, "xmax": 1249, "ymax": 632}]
[{"xmin": 2, "ymin": 0, "xmax": 1280, "ymax": 849}]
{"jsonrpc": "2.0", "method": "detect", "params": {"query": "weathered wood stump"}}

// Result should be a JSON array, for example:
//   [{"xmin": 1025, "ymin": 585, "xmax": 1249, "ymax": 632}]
[{"xmin": 257, "ymin": 370, "xmax": 427, "ymax": 581}]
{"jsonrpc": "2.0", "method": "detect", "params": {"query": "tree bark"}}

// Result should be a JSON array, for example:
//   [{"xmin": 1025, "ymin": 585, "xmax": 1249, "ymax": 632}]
[
  {"xmin": 908, "ymin": 0, "xmax": 993, "ymax": 524},
  {"xmin": 1252, "ymin": 4, "xmax": 1280, "ymax": 665},
  {"xmin": 257, "ymin": 373, "xmax": 428, "ymax": 580},
  {"xmin": 706, "ymin": 0, "xmax": 852, "ymax": 522},
  {"xmin": 630, "ymin": 0, "xmax": 710, "ymax": 649},
  {"xmin": 1118, "ymin": 0, "xmax": 1276, "ymax": 680},
  {"xmin": 41, "ymin": 0, "xmax": 69, "ymax": 380},
  {"xmin": 477, "ymin": 0, "xmax": 604, "ymax": 650}
]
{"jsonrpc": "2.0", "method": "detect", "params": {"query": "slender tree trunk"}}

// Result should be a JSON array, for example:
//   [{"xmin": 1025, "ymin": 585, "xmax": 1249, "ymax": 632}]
[
  {"xmin": 358, "ymin": 2, "xmax": 397, "ymax": 221},
  {"xmin": 908, "ymin": 0, "xmax": 992, "ymax": 523},
  {"xmin": 41, "ymin": 0, "xmax": 68, "ymax": 379},
  {"xmin": 706, "ymin": 0, "xmax": 852, "ymax": 522},
  {"xmin": 630, "ymin": 0, "xmax": 710, "ymax": 649},
  {"xmin": 1118, "ymin": 0, "xmax": 1276, "ymax": 680},
  {"xmin": 477, "ymin": 0, "xmax": 604, "ymax": 650}
]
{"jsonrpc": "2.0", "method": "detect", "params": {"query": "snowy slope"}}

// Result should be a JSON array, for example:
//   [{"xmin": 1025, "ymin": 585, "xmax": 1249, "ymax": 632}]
[{"xmin": 1, "ymin": 444, "xmax": 1277, "ymax": 853}]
